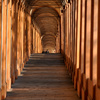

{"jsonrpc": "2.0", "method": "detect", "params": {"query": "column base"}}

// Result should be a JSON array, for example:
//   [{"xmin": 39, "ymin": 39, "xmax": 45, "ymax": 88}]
[
  {"xmin": 77, "ymin": 81, "xmax": 81, "ymax": 97},
  {"xmin": 74, "ymin": 68, "xmax": 78, "ymax": 89},
  {"xmin": 20, "ymin": 64, "xmax": 23, "ymax": 72},
  {"xmin": 0, "ymin": 89, "xmax": 1, "ymax": 100},
  {"xmin": 1, "ymin": 84, "xmax": 7, "ymax": 100},
  {"xmin": 72, "ymin": 72, "xmax": 74, "ymax": 83},
  {"xmin": 87, "ymin": 79, "xmax": 94, "ymax": 100},
  {"xmin": 11, "ymin": 73, "xmax": 15, "ymax": 84},
  {"xmin": 15, "ymin": 69, "xmax": 18, "ymax": 79},
  {"xmin": 82, "ymin": 88, "xmax": 87, "ymax": 100},
  {"xmin": 82, "ymin": 74, "xmax": 87, "ymax": 100},
  {"xmin": 7, "ymin": 78, "xmax": 11, "ymax": 91},
  {"xmin": 18, "ymin": 67, "xmax": 21, "ymax": 76},
  {"xmin": 96, "ymin": 86, "xmax": 100, "ymax": 100}
]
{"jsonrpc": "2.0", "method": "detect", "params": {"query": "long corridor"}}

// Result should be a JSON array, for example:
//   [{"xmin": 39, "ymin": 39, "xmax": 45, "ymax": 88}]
[{"xmin": 6, "ymin": 54, "xmax": 80, "ymax": 100}]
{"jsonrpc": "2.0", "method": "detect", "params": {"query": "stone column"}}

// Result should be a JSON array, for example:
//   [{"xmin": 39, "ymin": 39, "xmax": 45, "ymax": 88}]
[
  {"xmin": 64, "ymin": 4, "xmax": 68, "ymax": 59},
  {"xmin": 81, "ymin": 0, "xmax": 86, "ymax": 75},
  {"xmin": 17, "ymin": 2, "xmax": 21, "ymax": 75},
  {"xmin": 21, "ymin": 5, "xmax": 24, "ymax": 70},
  {"xmin": 1, "ymin": 0, "xmax": 7, "ymax": 99},
  {"xmin": 11, "ymin": 0, "xmax": 16, "ymax": 84},
  {"xmin": 28, "ymin": 15, "xmax": 31, "ymax": 56},
  {"xmin": 32, "ymin": 27, "xmax": 34, "ymax": 53},
  {"xmin": 0, "ymin": 0, "xmax": 2, "ymax": 99},
  {"xmin": 6, "ymin": 0, "xmax": 12, "ymax": 90},
  {"xmin": 66, "ymin": 4, "xmax": 69, "ymax": 61},
  {"xmin": 56, "ymin": 19, "xmax": 60, "ymax": 53},
  {"xmin": 77, "ymin": 0, "xmax": 82, "ymax": 97},
  {"xmin": 96, "ymin": 2, "xmax": 100, "ymax": 100},
  {"xmin": 33, "ymin": 28, "xmax": 36, "ymax": 53},
  {"xmin": 72, "ymin": 0, "xmax": 75, "ymax": 82},
  {"xmin": 97, "ymin": 0, "xmax": 100, "ymax": 88},
  {"xmin": 92, "ymin": 0, "xmax": 98, "ymax": 86},
  {"xmin": 68, "ymin": 4, "xmax": 71, "ymax": 63},
  {"xmin": 81, "ymin": 0, "xmax": 87, "ymax": 99},
  {"xmin": 85, "ymin": 0, "xmax": 92, "ymax": 79},
  {"xmin": 76, "ymin": 0, "xmax": 82, "ymax": 70},
  {"xmin": 74, "ymin": 0, "xmax": 78, "ymax": 89},
  {"xmin": 60, "ymin": 8, "xmax": 64, "ymax": 54},
  {"xmin": 36, "ymin": 30, "xmax": 38, "ymax": 53}
]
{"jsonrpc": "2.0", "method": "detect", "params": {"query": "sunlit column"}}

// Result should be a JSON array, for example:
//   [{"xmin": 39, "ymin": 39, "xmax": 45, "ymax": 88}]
[
  {"xmin": 21, "ymin": 6, "xmax": 25, "ymax": 70},
  {"xmin": 77, "ymin": 0, "xmax": 82, "ymax": 97},
  {"xmin": 32, "ymin": 27, "xmax": 34, "ymax": 53},
  {"xmin": 33, "ymin": 28, "xmax": 36, "ymax": 53},
  {"xmin": 28, "ymin": 15, "xmax": 31, "ymax": 56},
  {"xmin": 61, "ymin": 8, "xmax": 64, "ymax": 54},
  {"xmin": 17, "ymin": 2, "xmax": 21, "ymax": 75},
  {"xmin": 1, "ymin": 0, "xmax": 7, "ymax": 99},
  {"xmin": 81, "ymin": 0, "xmax": 86, "ymax": 75},
  {"xmin": 6, "ymin": 0, "xmax": 12, "ymax": 90},
  {"xmin": 0, "ymin": 0, "xmax": 2, "ymax": 99},
  {"xmin": 85, "ymin": 0, "xmax": 92, "ymax": 79},
  {"xmin": 36, "ymin": 31, "xmax": 38, "ymax": 53},
  {"xmin": 97, "ymin": 0, "xmax": 100, "ymax": 88},
  {"xmin": 76, "ymin": 0, "xmax": 81, "ymax": 69}
]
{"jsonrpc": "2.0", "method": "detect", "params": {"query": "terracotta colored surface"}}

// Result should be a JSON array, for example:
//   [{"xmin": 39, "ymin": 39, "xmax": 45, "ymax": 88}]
[{"xmin": 6, "ymin": 54, "xmax": 80, "ymax": 100}]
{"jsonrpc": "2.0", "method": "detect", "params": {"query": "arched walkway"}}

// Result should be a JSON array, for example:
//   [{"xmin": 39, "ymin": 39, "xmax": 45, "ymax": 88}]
[{"xmin": 0, "ymin": 0, "xmax": 100, "ymax": 100}]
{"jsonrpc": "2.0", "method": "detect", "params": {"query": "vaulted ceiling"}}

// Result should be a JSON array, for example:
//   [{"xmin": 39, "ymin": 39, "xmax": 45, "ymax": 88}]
[{"xmin": 24, "ymin": 0, "xmax": 63, "ymax": 52}]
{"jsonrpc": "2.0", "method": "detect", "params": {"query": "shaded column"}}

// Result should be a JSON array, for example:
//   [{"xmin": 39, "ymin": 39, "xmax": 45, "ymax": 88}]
[
  {"xmin": 74, "ymin": 0, "xmax": 78, "ymax": 89},
  {"xmin": 56, "ymin": 19, "xmax": 61, "ymax": 53},
  {"xmin": 81, "ymin": 0, "xmax": 86, "ymax": 76},
  {"xmin": 72, "ymin": 0, "xmax": 76, "ymax": 82},
  {"xmin": 11, "ymin": 0, "xmax": 16, "ymax": 84},
  {"xmin": 66, "ymin": 4, "xmax": 69, "ymax": 62},
  {"xmin": 68, "ymin": 4, "xmax": 71, "ymax": 64},
  {"xmin": 56, "ymin": 34, "xmax": 60, "ymax": 53},
  {"xmin": 81, "ymin": 0, "xmax": 87, "ymax": 99},
  {"xmin": 64, "ymin": 5, "xmax": 67, "ymax": 59}
]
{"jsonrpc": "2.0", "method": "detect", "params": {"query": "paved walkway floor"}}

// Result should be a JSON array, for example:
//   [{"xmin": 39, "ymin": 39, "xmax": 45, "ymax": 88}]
[{"xmin": 6, "ymin": 54, "xmax": 81, "ymax": 100}]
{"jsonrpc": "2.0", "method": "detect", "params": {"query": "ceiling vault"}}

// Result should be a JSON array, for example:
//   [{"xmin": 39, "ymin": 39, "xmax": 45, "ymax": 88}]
[{"xmin": 23, "ymin": 0, "xmax": 64, "ymax": 51}]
